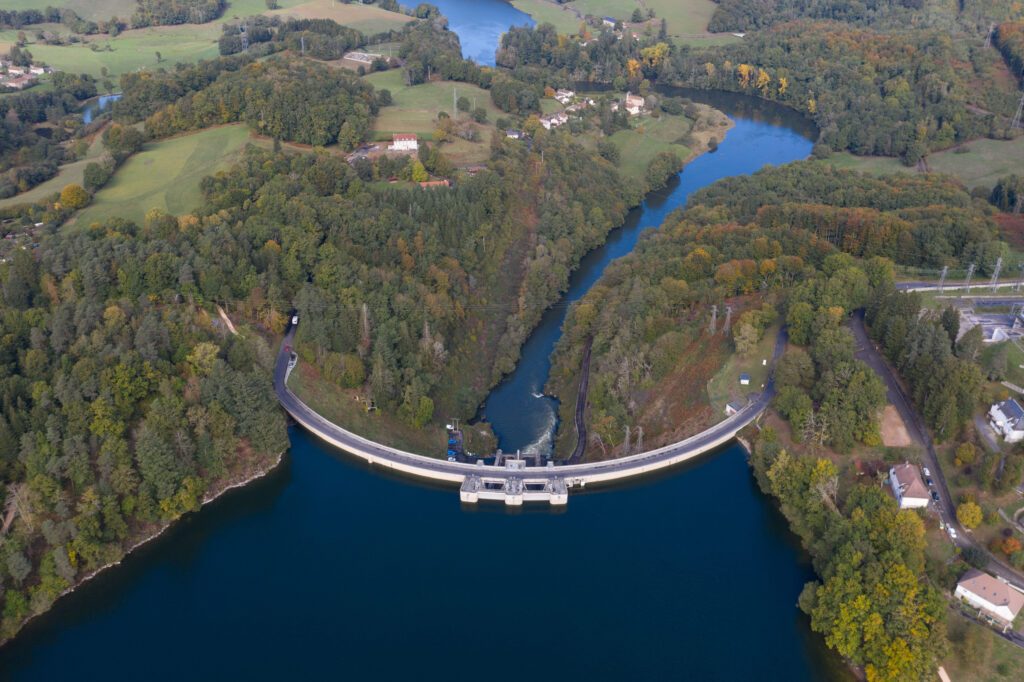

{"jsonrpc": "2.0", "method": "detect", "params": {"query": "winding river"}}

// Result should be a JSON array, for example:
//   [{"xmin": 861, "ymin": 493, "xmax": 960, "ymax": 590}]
[{"xmin": 0, "ymin": 7, "xmax": 848, "ymax": 680}]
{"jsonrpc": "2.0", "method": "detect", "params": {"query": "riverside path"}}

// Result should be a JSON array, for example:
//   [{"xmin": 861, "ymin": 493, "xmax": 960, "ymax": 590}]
[{"xmin": 275, "ymin": 325, "xmax": 785, "ymax": 506}]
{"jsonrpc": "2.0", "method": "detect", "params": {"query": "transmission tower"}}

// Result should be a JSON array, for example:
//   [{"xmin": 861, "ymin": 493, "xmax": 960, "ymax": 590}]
[
  {"xmin": 239, "ymin": 24, "xmax": 249, "ymax": 51},
  {"xmin": 709, "ymin": 305, "xmax": 717, "ymax": 334},
  {"xmin": 1012, "ymin": 92, "xmax": 1024, "ymax": 131},
  {"xmin": 938, "ymin": 265, "xmax": 948, "ymax": 293},
  {"xmin": 723, "ymin": 305, "xmax": 733, "ymax": 333},
  {"xmin": 991, "ymin": 257, "xmax": 1003, "ymax": 292},
  {"xmin": 984, "ymin": 22, "xmax": 996, "ymax": 48},
  {"xmin": 962, "ymin": 263, "xmax": 975, "ymax": 298}
]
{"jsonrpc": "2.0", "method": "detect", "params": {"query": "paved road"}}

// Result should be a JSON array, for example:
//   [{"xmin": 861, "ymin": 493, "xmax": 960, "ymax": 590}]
[
  {"xmin": 850, "ymin": 311, "xmax": 1024, "ymax": 592},
  {"xmin": 275, "ymin": 325, "xmax": 787, "ymax": 490}
]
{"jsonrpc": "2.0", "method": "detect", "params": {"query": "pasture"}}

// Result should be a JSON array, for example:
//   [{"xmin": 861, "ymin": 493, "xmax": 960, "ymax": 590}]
[
  {"xmin": 0, "ymin": 136, "xmax": 105, "ymax": 211},
  {"xmin": 72, "ymin": 124, "xmax": 262, "ymax": 228},
  {"xmin": 266, "ymin": 0, "xmax": 413, "ymax": 34},
  {"xmin": 826, "ymin": 136, "xmax": 1024, "ymax": 190}
]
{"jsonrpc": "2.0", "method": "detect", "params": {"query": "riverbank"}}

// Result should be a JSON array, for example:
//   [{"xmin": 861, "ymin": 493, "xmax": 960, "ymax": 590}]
[{"xmin": 0, "ymin": 447, "xmax": 287, "ymax": 646}]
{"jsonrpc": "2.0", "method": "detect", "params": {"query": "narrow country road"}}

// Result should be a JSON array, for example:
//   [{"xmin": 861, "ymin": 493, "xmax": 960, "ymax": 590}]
[{"xmin": 850, "ymin": 311, "xmax": 1024, "ymax": 592}]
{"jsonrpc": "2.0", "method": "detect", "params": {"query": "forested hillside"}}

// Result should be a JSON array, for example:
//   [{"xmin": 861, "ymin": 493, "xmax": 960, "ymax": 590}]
[
  {"xmin": 548, "ymin": 163, "xmax": 999, "ymax": 459},
  {"xmin": 0, "ymin": 227, "xmax": 288, "ymax": 640}
]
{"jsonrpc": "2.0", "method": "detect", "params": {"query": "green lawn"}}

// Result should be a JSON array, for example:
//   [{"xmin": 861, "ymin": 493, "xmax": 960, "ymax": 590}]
[
  {"xmin": 826, "ymin": 136, "xmax": 1024, "ymax": 190},
  {"xmin": 706, "ymin": 323, "xmax": 780, "ymax": 415},
  {"xmin": 600, "ymin": 112, "xmax": 694, "ymax": 183},
  {"xmin": 363, "ymin": 69, "xmax": 501, "ymax": 165},
  {"xmin": 944, "ymin": 611, "xmax": 1024, "ymax": 682},
  {"xmin": 512, "ymin": 0, "xmax": 583, "ymax": 34},
  {"xmin": 71, "ymin": 124, "xmax": 263, "ymax": 228},
  {"xmin": 0, "ymin": 136, "xmax": 106, "ymax": 210},
  {"xmin": 1, "ymin": 0, "xmax": 138, "ymax": 22}
]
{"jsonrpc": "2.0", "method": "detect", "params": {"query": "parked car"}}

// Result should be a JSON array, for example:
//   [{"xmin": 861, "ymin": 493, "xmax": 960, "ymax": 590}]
[
  {"xmin": 948, "ymin": 527, "xmax": 958, "ymax": 540},
  {"xmin": 926, "ymin": 477, "xmax": 933, "ymax": 487},
  {"xmin": 923, "ymin": 467, "xmax": 931, "ymax": 477},
  {"xmin": 291, "ymin": 314, "xmax": 299, "ymax": 326},
  {"xmin": 931, "ymin": 491, "xmax": 940, "ymax": 502}
]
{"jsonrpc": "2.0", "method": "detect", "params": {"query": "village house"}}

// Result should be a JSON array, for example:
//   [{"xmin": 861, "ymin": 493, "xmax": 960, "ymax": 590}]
[
  {"xmin": 505, "ymin": 129, "xmax": 524, "ymax": 140},
  {"xmin": 388, "ymin": 133, "xmax": 418, "ymax": 152},
  {"xmin": 624, "ymin": 92, "xmax": 645, "ymax": 116},
  {"xmin": 989, "ymin": 398, "xmax": 1024, "ymax": 443},
  {"xmin": 540, "ymin": 112, "xmax": 568, "ymax": 130},
  {"xmin": 418, "ymin": 179, "xmax": 450, "ymax": 189},
  {"xmin": 555, "ymin": 89, "xmax": 575, "ymax": 105},
  {"xmin": 888, "ymin": 462, "xmax": 930, "ymax": 509},
  {"xmin": 602, "ymin": 17, "xmax": 617, "ymax": 28},
  {"xmin": 955, "ymin": 569, "xmax": 1024, "ymax": 632},
  {"xmin": 724, "ymin": 401, "xmax": 745, "ymax": 417}
]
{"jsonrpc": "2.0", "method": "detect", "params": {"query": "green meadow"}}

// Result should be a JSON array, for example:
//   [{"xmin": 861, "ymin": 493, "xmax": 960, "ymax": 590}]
[{"xmin": 72, "ymin": 124, "xmax": 263, "ymax": 228}]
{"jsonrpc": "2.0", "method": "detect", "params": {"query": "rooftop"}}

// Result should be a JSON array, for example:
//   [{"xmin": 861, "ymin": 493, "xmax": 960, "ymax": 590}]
[
  {"xmin": 891, "ymin": 462, "xmax": 929, "ymax": 500},
  {"xmin": 958, "ymin": 569, "xmax": 1024, "ymax": 619}
]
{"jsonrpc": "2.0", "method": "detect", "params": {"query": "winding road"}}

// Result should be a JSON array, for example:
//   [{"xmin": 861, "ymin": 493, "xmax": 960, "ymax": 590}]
[{"xmin": 274, "ymin": 325, "xmax": 786, "ymax": 500}]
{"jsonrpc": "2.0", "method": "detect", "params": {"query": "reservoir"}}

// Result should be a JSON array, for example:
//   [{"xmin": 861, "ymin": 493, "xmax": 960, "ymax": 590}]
[{"xmin": 0, "ymin": 7, "xmax": 844, "ymax": 681}]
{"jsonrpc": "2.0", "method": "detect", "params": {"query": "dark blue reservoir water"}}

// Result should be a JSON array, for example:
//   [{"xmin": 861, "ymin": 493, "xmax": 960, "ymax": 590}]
[
  {"xmin": 481, "ymin": 90, "xmax": 815, "ymax": 454},
  {"xmin": 429, "ymin": 0, "xmax": 534, "ymax": 65},
  {"xmin": 0, "ymin": 430, "xmax": 847, "ymax": 681}
]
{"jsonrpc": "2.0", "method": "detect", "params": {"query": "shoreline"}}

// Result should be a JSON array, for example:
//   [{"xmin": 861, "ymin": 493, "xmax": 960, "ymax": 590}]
[{"xmin": 0, "ymin": 448, "xmax": 287, "ymax": 648}]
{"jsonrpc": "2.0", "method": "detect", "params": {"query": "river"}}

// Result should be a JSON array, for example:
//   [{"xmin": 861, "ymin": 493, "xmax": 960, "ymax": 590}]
[{"xmin": 0, "ymin": 8, "xmax": 847, "ymax": 681}]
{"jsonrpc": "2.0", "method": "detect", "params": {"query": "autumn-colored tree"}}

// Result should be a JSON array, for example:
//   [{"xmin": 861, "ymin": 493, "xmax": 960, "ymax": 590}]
[
  {"xmin": 59, "ymin": 183, "xmax": 90, "ymax": 210},
  {"xmin": 755, "ymin": 68, "xmax": 771, "ymax": 95},
  {"xmin": 626, "ymin": 58, "xmax": 641, "ymax": 80},
  {"xmin": 736, "ymin": 63, "xmax": 754, "ymax": 88},
  {"xmin": 1002, "ymin": 536, "xmax": 1022, "ymax": 556},
  {"xmin": 777, "ymin": 76, "xmax": 789, "ymax": 96},
  {"xmin": 954, "ymin": 442, "xmax": 976, "ymax": 467},
  {"xmin": 957, "ymin": 501, "xmax": 982, "ymax": 529}
]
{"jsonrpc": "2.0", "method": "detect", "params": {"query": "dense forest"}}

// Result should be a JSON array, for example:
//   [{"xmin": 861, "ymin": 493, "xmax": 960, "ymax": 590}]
[
  {"xmin": 0, "ymin": 225, "xmax": 288, "ymax": 639},
  {"xmin": 142, "ymin": 58, "xmax": 379, "ymax": 148},
  {"xmin": 132, "ymin": 0, "xmax": 227, "ymax": 27},
  {"xmin": 708, "ymin": 0, "xmax": 925, "ymax": 32},
  {"xmin": 750, "ymin": 432, "xmax": 947, "ymax": 681},
  {"xmin": 548, "ymin": 163, "xmax": 999, "ymax": 459}
]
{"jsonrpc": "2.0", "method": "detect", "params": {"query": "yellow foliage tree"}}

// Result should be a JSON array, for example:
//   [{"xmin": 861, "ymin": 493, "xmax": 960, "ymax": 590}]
[
  {"xmin": 777, "ymin": 76, "xmax": 789, "ymax": 96},
  {"xmin": 704, "ymin": 62, "xmax": 716, "ymax": 79},
  {"xmin": 626, "ymin": 58, "xmax": 641, "ymax": 79},
  {"xmin": 59, "ymin": 183, "xmax": 90, "ymax": 210},
  {"xmin": 807, "ymin": 97, "xmax": 817, "ymax": 114},
  {"xmin": 640, "ymin": 42, "xmax": 669, "ymax": 68},
  {"xmin": 956, "ymin": 501, "xmax": 982, "ymax": 529},
  {"xmin": 736, "ymin": 63, "xmax": 754, "ymax": 88},
  {"xmin": 755, "ymin": 68, "xmax": 771, "ymax": 95}
]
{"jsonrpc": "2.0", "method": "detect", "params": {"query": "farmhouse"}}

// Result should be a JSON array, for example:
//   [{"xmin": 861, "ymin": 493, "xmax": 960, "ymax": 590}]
[
  {"xmin": 955, "ymin": 569, "xmax": 1024, "ymax": 632},
  {"xmin": 505, "ymin": 129, "xmax": 524, "ymax": 139},
  {"xmin": 624, "ymin": 92, "xmax": 645, "ymax": 116},
  {"xmin": 989, "ymin": 398, "xmax": 1024, "ymax": 442},
  {"xmin": 602, "ymin": 17, "xmax": 617, "ymax": 28},
  {"xmin": 388, "ymin": 133, "xmax": 419, "ymax": 152},
  {"xmin": 540, "ymin": 112, "xmax": 568, "ymax": 130},
  {"xmin": 555, "ymin": 89, "xmax": 575, "ymax": 104},
  {"xmin": 888, "ymin": 462, "xmax": 930, "ymax": 509}
]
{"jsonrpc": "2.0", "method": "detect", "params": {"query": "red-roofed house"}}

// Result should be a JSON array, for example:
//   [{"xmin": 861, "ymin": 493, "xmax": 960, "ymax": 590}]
[{"xmin": 388, "ymin": 133, "xmax": 418, "ymax": 152}]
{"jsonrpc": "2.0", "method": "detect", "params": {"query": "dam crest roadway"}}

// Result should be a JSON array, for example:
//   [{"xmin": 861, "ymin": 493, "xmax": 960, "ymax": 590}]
[{"xmin": 275, "ymin": 325, "xmax": 784, "ymax": 506}]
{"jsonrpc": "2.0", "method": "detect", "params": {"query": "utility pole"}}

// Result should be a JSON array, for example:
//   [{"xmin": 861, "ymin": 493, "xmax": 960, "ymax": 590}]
[
  {"xmin": 1016, "ymin": 264, "xmax": 1024, "ymax": 293},
  {"xmin": 623, "ymin": 425, "xmax": 631, "ymax": 456},
  {"xmin": 635, "ymin": 426, "xmax": 643, "ymax": 454},
  {"xmin": 938, "ymin": 265, "xmax": 948, "ymax": 293},
  {"xmin": 961, "ymin": 263, "xmax": 975, "ymax": 298},
  {"xmin": 991, "ymin": 256, "xmax": 1003, "ymax": 292},
  {"xmin": 723, "ymin": 305, "xmax": 733, "ymax": 333},
  {"xmin": 709, "ymin": 305, "xmax": 717, "ymax": 334},
  {"xmin": 300, "ymin": 35, "xmax": 305, "ymax": 57}
]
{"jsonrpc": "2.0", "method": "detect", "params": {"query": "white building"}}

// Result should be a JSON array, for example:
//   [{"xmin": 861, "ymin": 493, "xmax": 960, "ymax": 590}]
[
  {"xmin": 624, "ymin": 92, "xmax": 645, "ymax": 116},
  {"xmin": 602, "ymin": 17, "xmax": 617, "ymax": 28},
  {"xmin": 989, "ymin": 398, "xmax": 1024, "ymax": 443},
  {"xmin": 888, "ymin": 462, "xmax": 930, "ymax": 509},
  {"xmin": 554, "ymin": 89, "xmax": 575, "ymax": 104},
  {"xmin": 388, "ymin": 133, "xmax": 418, "ymax": 152},
  {"xmin": 955, "ymin": 569, "xmax": 1024, "ymax": 632},
  {"xmin": 540, "ymin": 112, "xmax": 568, "ymax": 130}
]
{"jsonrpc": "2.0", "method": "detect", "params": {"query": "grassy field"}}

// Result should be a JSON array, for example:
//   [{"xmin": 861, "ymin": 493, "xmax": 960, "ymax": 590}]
[
  {"xmin": 0, "ymin": 0, "xmax": 408, "ymax": 79},
  {"xmin": 706, "ymin": 323, "xmax": 780, "ymax": 415},
  {"xmin": 364, "ymin": 69, "xmax": 501, "ymax": 165},
  {"xmin": 603, "ymin": 114, "xmax": 693, "ymax": 182},
  {"xmin": 0, "ymin": 135, "xmax": 106, "ymax": 210},
  {"xmin": 826, "ymin": 136, "xmax": 1024, "ymax": 190},
  {"xmin": 266, "ymin": 0, "xmax": 413, "ymax": 34},
  {"xmin": 72, "ymin": 124, "xmax": 262, "ymax": 228},
  {"xmin": 944, "ymin": 611, "xmax": 1024, "ymax": 681},
  {"xmin": 1, "ymin": 0, "xmax": 138, "ymax": 22},
  {"xmin": 511, "ymin": 0, "xmax": 582, "ymax": 34}
]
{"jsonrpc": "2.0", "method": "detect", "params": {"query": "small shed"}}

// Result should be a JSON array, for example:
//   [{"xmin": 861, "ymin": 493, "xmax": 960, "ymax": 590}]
[{"xmin": 739, "ymin": 373, "xmax": 751, "ymax": 386}]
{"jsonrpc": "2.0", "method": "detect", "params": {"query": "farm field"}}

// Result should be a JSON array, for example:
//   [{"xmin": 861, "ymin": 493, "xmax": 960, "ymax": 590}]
[
  {"xmin": 72, "ymin": 124, "xmax": 263, "ymax": 228},
  {"xmin": 0, "ymin": 0, "xmax": 138, "ymax": 22},
  {"xmin": 266, "ymin": 0, "xmax": 413, "ymax": 34},
  {"xmin": 511, "ymin": 0, "xmax": 581, "ymax": 34},
  {"xmin": 0, "ymin": 0, "xmax": 409, "ymax": 79},
  {"xmin": 826, "ymin": 136, "xmax": 1024, "ymax": 190},
  {"xmin": 364, "ymin": 69, "xmax": 501, "ymax": 164}
]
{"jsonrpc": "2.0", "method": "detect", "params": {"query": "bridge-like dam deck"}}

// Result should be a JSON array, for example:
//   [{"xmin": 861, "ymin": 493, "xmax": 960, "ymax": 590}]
[{"xmin": 276, "ymin": 326, "xmax": 783, "ymax": 506}]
